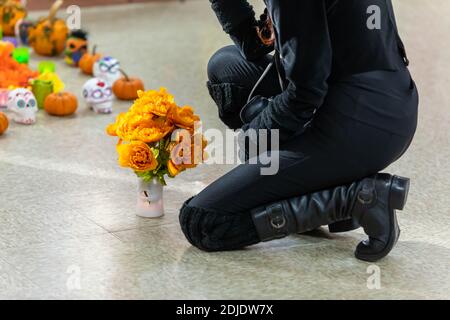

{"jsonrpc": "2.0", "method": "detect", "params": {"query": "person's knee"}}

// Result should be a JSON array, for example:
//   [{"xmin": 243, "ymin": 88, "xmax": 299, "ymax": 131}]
[
  {"xmin": 178, "ymin": 197, "xmax": 260, "ymax": 252},
  {"xmin": 179, "ymin": 199, "xmax": 222, "ymax": 252},
  {"xmin": 206, "ymin": 46, "xmax": 251, "ymax": 129},
  {"xmin": 207, "ymin": 45, "xmax": 243, "ymax": 83},
  {"xmin": 206, "ymin": 81, "xmax": 246, "ymax": 129}
]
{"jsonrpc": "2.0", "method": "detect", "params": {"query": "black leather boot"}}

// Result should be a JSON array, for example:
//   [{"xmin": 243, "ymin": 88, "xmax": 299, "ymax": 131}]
[
  {"xmin": 353, "ymin": 174, "xmax": 410, "ymax": 262},
  {"xmin": 251, "ymin": 182, "xmax": 359, "ymax": 240},
  {"xmin": 328, "ymin": 218, "xmax": 360, "ymax": 233},
  {"xmin": 251, "ymin": 173, "xmax": 410, "ymax": 262}
]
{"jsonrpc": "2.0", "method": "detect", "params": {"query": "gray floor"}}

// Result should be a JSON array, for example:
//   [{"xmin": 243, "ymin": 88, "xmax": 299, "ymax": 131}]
[{"xmin": 0, "ymin": 0, "xmax": 449, "ymax": 299}]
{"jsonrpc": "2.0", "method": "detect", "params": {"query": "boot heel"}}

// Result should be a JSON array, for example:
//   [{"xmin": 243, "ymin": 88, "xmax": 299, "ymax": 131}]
[{"xmin": 389, "ymin": 176, "xmax": 410, "ymax": 210}]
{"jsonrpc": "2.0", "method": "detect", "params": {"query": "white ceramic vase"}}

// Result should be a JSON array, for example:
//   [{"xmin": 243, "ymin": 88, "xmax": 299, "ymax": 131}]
[{"xmin": 136, "ymin": 178, "xmax": 164, "ymax": 218}]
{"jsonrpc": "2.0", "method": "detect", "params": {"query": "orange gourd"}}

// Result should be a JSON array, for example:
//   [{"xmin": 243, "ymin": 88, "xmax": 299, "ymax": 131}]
[
  {"xmin": 79, "ymin": 45, "xmax": 102, "ymax": 75},
  {"xmin": 112, "ymin": 69, "xmax": 145, "ymax": 100},
  {"xmin": 28, "ymin": 0, "xmax": 69, "ymax": 56},
  {"xmin": 44, "ymin": 92, "xmax": 78, "ymax": 116},
  {"xmin": 0, "ymin": 0, "xmax": 27, "ymax": 36},
  {"xmin": 0, "ymin": 111, "xmax": 9, "ymax": 135}
]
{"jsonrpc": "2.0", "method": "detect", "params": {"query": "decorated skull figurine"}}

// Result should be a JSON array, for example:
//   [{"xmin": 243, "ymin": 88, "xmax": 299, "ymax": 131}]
[
  {"xmin": 64, "ymin": 29, "xmax": 88, "ymax": 67},
  {"xmin": 6, "ymin": 88, "xmax": 38, "ymax": 125},
  {"xmin": 82, "ymin": 78, "xmax": 113, "ymax": 114},
  {"xmin": 93, "ymin": 56, "xmax": 121, "ymax": 84}
]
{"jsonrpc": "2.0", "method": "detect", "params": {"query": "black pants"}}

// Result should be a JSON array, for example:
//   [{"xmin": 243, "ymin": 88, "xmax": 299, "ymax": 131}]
[{"xmin": 179, "ymin": 46, "xmax": 418, "ymax": 251}]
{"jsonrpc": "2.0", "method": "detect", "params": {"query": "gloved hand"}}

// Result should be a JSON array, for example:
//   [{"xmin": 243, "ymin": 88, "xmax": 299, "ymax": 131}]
[
  {"xmin": 240, "ymin": 95, "xmax": 271, "ymax": 124},
  {"xmin": 238, "ymin": 96, "xmax": 273, "ymax": 163}
]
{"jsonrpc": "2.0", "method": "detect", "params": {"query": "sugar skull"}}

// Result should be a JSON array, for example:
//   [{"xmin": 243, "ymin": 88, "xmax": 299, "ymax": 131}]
[
  {"xmin": 93, "ymin": 56, "xmax": 121, "ymax": 85},
  {"xmin": 64, "ymin": 29, "xmax": 88, "ymax": 67},
  {"xmin": 0, "ymin": 89, "xmax": 9, "ymax": 109},
  {"xmin": 6, "ymin": 88, "xmax": 38, "ymax": 125},
  {"xmin": 82, "ymin": 78, "xmax": 113, "ymax": 114}
]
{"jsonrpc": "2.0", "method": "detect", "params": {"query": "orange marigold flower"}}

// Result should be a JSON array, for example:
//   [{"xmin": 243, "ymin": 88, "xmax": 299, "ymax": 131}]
[
  {"xmin": 112, "ymin": 113, "xmax": 173, "ymax": 143},
  {"xmin": 106, "ymin": 87, "xmax": 205, "ymax": 178},
  {"xmin": 167, "ymin": 105, "xmax": 200, "ymax": 130},
  {"xmin": 117, "ymin": 141, "xmax": 158, "ymax": 172},
  {"xmin": 106, "ymin": 112, "xmax": 127, "ymax": 136},
  {"xmin": 169, "ymin": 134, "xmax": 207, "ymax": 169},
  {"xmin": 106, "ymin": 123, "xmax": 117, "ymax": 136},
  {"xmin": 167, "ymin": 160, "xmax": 183, "ymax": 177},
  {"xmin": 134, "ymin": 117, "xmax": 174, "ymax": 143},
  {"xmin": 130, "ymin": 88, "xmax": 176, "ymax": 117}
]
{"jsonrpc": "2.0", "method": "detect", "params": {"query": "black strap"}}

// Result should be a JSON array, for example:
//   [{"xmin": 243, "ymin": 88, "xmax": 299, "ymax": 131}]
[
  {"xmin": 273, "ymin": 50, "xmax": 285, "ymax": 91},
  {"xmin": 247, "ymin": 50, "xmax": 285, "ymax": 102}
]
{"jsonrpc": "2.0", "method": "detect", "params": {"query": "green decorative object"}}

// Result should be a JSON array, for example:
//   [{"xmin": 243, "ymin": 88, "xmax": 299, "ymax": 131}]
[
  {"xmin": 38, "ymin": 61, "xmax": 56, "ymax": 74},
  {"xmin": 12, "ymin": 47, "xmax": 29, "ymax": 64},
  {"xmin": 32, "ymin": 80, "xmax": 54, "ymax": 109}
]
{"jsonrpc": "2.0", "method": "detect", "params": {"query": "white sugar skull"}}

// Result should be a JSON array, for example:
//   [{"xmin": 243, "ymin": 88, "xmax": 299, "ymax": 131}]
[
  {"xmin": 82, "ymin": 78, "xmax": 113, "ymax": 114},
  {"xmin": 6, "ymin": 88, "xmax": 38, "ymax": 125},
  {"xmin": 93, "ymin": 56, "xmax": 121, "ymax": 85}
]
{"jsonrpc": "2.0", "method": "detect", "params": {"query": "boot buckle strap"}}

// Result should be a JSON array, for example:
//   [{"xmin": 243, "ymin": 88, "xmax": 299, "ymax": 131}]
[
  {"xmin": 357, "ymin": 190, "xmax": 374, "ymax": 204},
  {"xmin": 267, "ymin": 204, "xmax": 287, "ymax": 230},
  {"xmin": 357, "ymin": 178, "xmax": 377, "ymax": 205},
  {"xmin": 251, "ymin": 203, "xmax": 290, "ymax": 242}
]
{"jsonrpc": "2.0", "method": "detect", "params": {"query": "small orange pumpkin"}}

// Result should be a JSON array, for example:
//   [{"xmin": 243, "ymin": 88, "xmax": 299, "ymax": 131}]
[
  {"xmin": 112, "ymin": 69, "xmax": 145, "ymax": 100},
  {"xmin": 28, "ymin": 0, "xmax": 69, "ymax": 56},
  {"xmin": 44, "ymin": 92, "xmax": 78, "ymax": 116},
  {"xmin": 79, "ymin": 45, "xmax": 102, "ymax": 75},
  {"xmin": 0, "ymin": 0, "xmax": 27, "ymax": 36},
  {"xmin": 0, "ymin": 111, "xmax": 9, "ymax": 135}
]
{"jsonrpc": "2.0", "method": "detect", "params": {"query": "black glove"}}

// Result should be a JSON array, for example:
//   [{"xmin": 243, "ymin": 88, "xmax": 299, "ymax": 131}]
[{"xmin": 240, "ymin": 95, "xmax": 271, "ymax": 124}]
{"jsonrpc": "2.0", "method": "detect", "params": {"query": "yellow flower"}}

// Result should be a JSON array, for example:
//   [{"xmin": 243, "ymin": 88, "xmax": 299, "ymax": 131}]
[
  {"xmin": 129, "ymin": 88, "xmax": 176, "ymax": 117},
  {"xmin": 106, "ymin": 89, "xmax": 177, "ymax": 143},
  {"xmin": 106, "ymin": 123, "xmax": 117, "ymax": 136},
  {"xmin": 167, "ymin": 105, "xmax": 200, "ymax": 130},
  {"xmin": 117, "ymin": 141, "xmax": 158, "ymax": 172},
  {"xmin": 169, "ymin": 133, "xmax": 208, "ymax": 170},
  {"xmin": 106, "ymin": 87, "xmax": 206, "ymax": 179},
  {"xmin": 106, "ymin": 113, "xmax": 127, "ymax": 136},
  {"xmin": 37, "ymin": 71, "xmax": 65, "ymax": 93},
  {"xmin": 110, "ymin": 113, "xmax": 173, "ymax": 143},
  {"xmin": 167, "ymin": 160, "xmax": 183, "ymax": 177}
]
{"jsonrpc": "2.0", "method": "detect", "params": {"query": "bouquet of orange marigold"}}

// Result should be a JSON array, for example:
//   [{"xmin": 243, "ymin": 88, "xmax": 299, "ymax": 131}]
[{"xmin": 106, "ymin": 88, "xmax": 207, "ymax": 218}]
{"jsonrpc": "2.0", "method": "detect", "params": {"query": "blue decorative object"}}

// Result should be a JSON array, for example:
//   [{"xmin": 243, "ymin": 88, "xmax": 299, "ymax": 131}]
[{"xmin": 3, "ymin": 37, "xmax": 18, "ymax": 47}]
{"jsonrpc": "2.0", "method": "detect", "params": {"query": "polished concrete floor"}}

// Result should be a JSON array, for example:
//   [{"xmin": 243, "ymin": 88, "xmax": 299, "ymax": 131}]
[{"xmin": 0, "ymin": 0, "xmax": 449, "ymax": 299}]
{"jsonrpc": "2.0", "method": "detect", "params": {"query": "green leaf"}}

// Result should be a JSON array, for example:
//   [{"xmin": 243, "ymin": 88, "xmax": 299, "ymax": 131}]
[
  {"xmin": 135, "ymin": 170, "xmax": 155, "ymax": 182},
  {"xmin": 158, "ymin": 175, "xmax": 167, "ymax": 186},
  {"xmin": 152, "ymin": 148, "xmax": 160, "ymax": 160}
]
